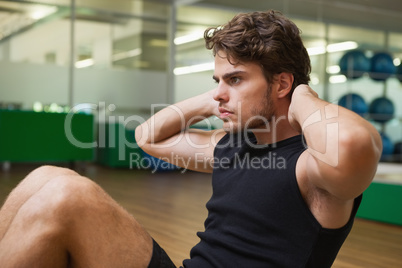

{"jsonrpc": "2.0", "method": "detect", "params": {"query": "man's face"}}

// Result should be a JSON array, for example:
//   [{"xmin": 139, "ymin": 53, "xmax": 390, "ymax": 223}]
[{"xmin": 212, "ymin": 54, "xmax": 276, "ymax": 133}]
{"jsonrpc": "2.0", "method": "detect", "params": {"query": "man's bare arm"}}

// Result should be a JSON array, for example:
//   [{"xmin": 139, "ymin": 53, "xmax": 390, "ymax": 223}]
[
  {"xmin": 135, "ymin": 90, "xmax": 225, "ymax": 173},
  {"xmin": 288, "ymin": 85, "xmax": 382, "ymax": 200}
]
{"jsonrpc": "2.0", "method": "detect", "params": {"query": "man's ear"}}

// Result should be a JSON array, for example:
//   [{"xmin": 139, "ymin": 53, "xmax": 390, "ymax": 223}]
[{"xmin": 277, "ymin": 73, "xmax": 294, "ymax": 98}]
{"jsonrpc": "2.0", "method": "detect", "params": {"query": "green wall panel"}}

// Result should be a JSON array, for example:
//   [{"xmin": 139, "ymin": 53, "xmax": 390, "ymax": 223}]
[
  {"xmin": 0, "ymin": 110, "xmax": 94, "ymax": 162},
  {"xmin": 357, "ymin": 182, "xmax": 402, "ymax": 226},
  {"xmin": 96, "ymin": 123, "xmax": 142, "ymax": 168}
]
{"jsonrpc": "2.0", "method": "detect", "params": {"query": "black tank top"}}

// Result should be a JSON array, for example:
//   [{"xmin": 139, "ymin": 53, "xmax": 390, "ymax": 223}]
[{"xmin": 183, "ymin": 132, "xmax": 362, "ymax": 268}]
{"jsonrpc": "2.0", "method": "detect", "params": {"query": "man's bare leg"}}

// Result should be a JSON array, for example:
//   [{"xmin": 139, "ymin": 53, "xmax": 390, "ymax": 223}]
[{"xmin": 0, "ymin": 166, "xmax": 153, "ymax": 268}]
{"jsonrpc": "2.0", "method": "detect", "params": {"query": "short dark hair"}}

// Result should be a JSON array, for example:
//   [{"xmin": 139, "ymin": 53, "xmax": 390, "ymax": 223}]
[{"xmin": 204, "ymin": 10, "xmax": 311, "ymax": 92}]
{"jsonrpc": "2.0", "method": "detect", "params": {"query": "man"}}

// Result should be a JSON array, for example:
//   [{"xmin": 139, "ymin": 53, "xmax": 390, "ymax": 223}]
[{"xmin": 0, "ymin": 10, "xmax": 381, "ymax": 268}]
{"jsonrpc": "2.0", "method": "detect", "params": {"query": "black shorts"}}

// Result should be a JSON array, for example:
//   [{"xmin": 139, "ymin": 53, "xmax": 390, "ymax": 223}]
[{"xmin": 148, "ymin": 239, "xmax": 178, "ymax": 268}]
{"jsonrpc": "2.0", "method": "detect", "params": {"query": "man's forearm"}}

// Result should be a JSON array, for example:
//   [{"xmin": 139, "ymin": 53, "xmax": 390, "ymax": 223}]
[
  {"xmin": 135, "ymin": 90, "xmax": 217, "ymax": 147},
  {"xmin": 289, "ymin": 86, "xmax": 337, "ymax": 160},
  {"xmin": 289, "ymin": 85, "xmax": 382, "ymax": 198},
  {"xmin": 289, "ymin": 85, "xmax": 381, "ymax": 167}
]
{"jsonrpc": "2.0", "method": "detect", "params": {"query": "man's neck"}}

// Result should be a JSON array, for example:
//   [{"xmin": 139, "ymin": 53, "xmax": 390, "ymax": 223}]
[{"xmin": 252, "ymin": 118, "xmax": 300, "ymax": 145}]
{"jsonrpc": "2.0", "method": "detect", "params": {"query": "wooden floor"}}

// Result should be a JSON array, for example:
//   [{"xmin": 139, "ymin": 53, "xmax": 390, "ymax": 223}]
[{"xmin": 1, "ymin": 163, "xmax": 402, "ymax": 267}]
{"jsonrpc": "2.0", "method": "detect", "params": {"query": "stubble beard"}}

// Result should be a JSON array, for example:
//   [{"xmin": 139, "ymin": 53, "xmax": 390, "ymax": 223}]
[{"xmin": 222, "ymin": 85, "xmax": 275, "ymax": 133}]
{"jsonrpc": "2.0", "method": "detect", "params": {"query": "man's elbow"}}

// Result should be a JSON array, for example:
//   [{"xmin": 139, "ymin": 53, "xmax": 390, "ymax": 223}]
[
  {"xmin": 134, "ymin": 124, "xmax": 149, "ymax": 149},
  {"xmin": 339, "ymin": 127, "xmax": 382, "ymax": 192},
  {"xmin": 341, "ymin": 122, "xmax": 382, "ymax": 164}
]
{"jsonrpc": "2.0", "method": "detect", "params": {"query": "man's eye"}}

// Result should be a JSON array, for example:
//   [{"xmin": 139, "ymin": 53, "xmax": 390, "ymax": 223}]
[{"xmin": 230, "ymin": 77, "xmax": 240, "ymax": 84}]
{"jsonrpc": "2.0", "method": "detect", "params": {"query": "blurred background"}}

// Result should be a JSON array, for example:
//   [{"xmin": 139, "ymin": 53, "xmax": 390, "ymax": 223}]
[
  {"xmin": 1, "ymin": 1, "xmax": 402, "ymax": 260},
  {"xmin": 0, "ymin": 0, "xmax": 402, "ymax": 163}
]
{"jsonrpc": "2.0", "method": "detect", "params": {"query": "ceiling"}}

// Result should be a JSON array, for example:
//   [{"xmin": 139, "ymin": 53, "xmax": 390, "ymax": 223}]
[
  {"xmin": 1, "ymin": 0, "xmax": 402, "ymax": 35},
  {"xmin": 194, "ymin": 0, "xmax": 402, "ymax": 33},
  {"xmin": 1, "ymin": 0, "xmax": 402, "ymax": 66}
]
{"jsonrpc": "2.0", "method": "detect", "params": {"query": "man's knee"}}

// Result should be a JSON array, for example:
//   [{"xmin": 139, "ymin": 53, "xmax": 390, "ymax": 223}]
[
  {"xmin": 41, "ymin": 173, "xmax": 99, "ymax": 211},
  {"xmin": 26, "ymin": 165, "xmax": 78, "ymax": 181},
  {"xmin": 13, "ymin": 165, "xmax": 79, "ymax": 194},
  {"xmin": 4, "ymin": 165, "xmax": 80, "ymax": 207},
  {"xmin": 16, "ymin": 173, "xmax": 101, "ymax": 227},
  {"xmin": 1, "ymin": 166, "xmax": 82, "ymax": 217}
]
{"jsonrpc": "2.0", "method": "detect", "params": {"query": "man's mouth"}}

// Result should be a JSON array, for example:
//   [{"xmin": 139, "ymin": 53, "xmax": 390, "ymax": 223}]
[{"xmin": 218, "ymin": 107, "xmax": 233, "ymax": 119}]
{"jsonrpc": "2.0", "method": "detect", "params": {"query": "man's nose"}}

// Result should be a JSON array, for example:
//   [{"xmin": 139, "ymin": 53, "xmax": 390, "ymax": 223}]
[{"xmin": 213, "ymin": 83, "xmax": 229, "ymax": 102}]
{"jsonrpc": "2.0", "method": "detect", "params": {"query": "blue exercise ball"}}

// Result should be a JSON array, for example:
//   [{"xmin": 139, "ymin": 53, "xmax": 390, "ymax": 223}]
[
  {"xmin": 369, "ymin": 52, "xmax": 396, "ymax": 81},
  {"xmin": 339, "ymin": 50, "xmax": 370, "ymax": 79},
  {"xmin": 381, "ymin": 133, "xmax": 394, "ymax": 161},
  {"xmin": 338, "ymin": 93, "xmax": 368, "ymax": 117},
  {"xmin": 369, "ymin": 97, "xmax": 395, "ymax": 123}
]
